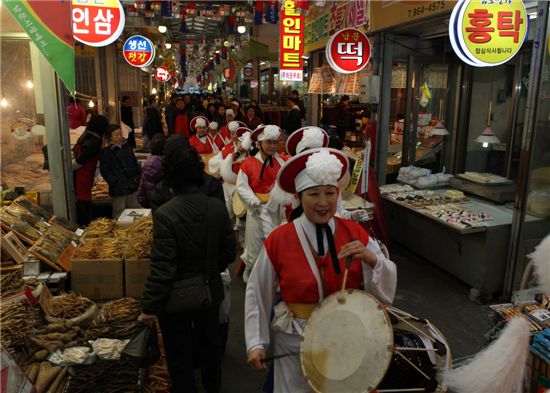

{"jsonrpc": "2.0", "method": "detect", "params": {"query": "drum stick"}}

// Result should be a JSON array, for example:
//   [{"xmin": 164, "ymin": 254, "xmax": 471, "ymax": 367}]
[
  {"xmin": 340, "ymin": 256, "xmax": 354, "ymax": 292},
  {"xmin": 260, "ymin": 352, "xmax": 299, "ymax": 363},
  {"xmin": 394, "ymin": 350, "xmax": 432, "ymax": 381}
]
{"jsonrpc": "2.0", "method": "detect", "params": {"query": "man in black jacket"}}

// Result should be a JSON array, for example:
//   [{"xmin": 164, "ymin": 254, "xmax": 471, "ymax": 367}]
[
  {"xmin": 335, "ymin": 95, "xmax": 354, "ymax": 141},
  {"xmin": 284, "ymin": 97, "xmax": 302, "ymax": 136},
  {"xmin": 140, "ymin": 137, "xmax": 236, "ymax": 393},
  {"xmin": 120, "ymin": 96, "xmax": 136, "ymax": 147},
  {"xmin": 142, "ymin": 95, "xmax": 163, "ymax": 144}
]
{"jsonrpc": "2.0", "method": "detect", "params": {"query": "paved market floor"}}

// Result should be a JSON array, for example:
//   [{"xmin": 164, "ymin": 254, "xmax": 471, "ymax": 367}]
[{"xmin": 218, "ymin": 243, "xmax": 493, "ymax": 392}]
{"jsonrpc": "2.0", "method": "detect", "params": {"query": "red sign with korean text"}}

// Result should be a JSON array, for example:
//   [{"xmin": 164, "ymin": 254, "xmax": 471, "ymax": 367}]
[
  {"xmin": 326, "ymin": 28, "xmax": 371, "ymax": 74},
  {"xmin": 155, "ymin": 66, "xmax": 171, "ymax": 83},
  {"xmin": 72, "ymin": 0, "xmax": 125, "ymax": 47},
  {"xmin": 279, "ymin": 0, "xmax": 305, "ymax": 81},
  {"xmin": 123, "ymin": 35, "xmax": 155, "ymax": 68}
]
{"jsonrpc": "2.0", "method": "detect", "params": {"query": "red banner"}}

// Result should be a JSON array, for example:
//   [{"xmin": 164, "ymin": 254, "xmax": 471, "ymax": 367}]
[{"xmin": 279, "ymin": 0, "xmax": 304, "ymax": 81}]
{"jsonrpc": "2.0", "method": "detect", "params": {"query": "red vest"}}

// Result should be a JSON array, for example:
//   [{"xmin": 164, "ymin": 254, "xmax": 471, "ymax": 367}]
[
  {"xmin": 240, "ymin": 155, "xmax": 284, "ymax": 193},
  {"xmin": 220, "ymin": 125, "xmax": 230, "ymax": 142},
  {"xmin": 189, "ymin": 135, "xmax": 214, "ymax": 154},
  {"xmin": 265, "ymin": 217, "xmax": 368, "ymax": 304},
  {"xmin": 174, "ymin": 113, "xmax": 189, "ymax": 136},
  {"xmin": 209, "ymin": 132, "xmax": 226, "ymax": 150},
  {"xmin": 222, "ymin": 144, "xmax": 245, "ymax": 174}
]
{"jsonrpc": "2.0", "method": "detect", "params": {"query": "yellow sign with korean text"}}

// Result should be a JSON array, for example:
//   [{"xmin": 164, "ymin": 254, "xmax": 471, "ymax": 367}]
[
  {"xmin": 451, "ymin": 0, "xmax": 528, "ymax": 67},
  {"xmin": 370, "ymin": 1, "xmax": 457, "ymax": 32}
]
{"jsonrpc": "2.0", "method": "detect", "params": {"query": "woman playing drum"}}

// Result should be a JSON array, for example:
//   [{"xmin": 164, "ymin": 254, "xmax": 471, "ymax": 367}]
[{"xmin": 245, "ymin": 148, "xmax": 397, "ymax": 393}]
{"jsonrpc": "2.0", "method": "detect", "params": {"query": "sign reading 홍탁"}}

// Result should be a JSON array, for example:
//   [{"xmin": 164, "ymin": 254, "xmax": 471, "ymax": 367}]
[{"xmin": 449, "ymin": 0, "xmax": 528, "ymax": 67}]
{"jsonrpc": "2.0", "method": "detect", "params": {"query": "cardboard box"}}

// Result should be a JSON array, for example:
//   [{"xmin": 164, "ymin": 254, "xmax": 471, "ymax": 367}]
[
  {"xmin": 116, "ymin": 209, "xmax": 151, "ymax": 227},
  {"xmin": 124, "ymin": 258, "xmax": 150, "ymax": 298},
  {"xmin": 71, "ymin": 259, "xmax": 124, "ymax": 300}
]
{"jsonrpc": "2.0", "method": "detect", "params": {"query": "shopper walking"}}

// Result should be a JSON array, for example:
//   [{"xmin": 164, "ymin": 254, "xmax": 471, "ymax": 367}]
[
  {"xmin": 140, "ymin": 140, "xmax": 236, "ymax": 393},
  {"xmin": 72, "ymin": 115, "xmax": 109, "ymax": 226},
  {"xmin": 173, "ymin": 98, "xmax": 190, "ymax": 136},
  {"xmin": 137, "ymin": 134, "xmax": 165, "ymax": 208},
  {"xmin": 143, "ymin": 95, "xmax": 163, "ymax": 144},
  {"xmin": 284, "ymin": 97, "xmax": 301, "ymax": 135},
  {"xmin": 67, "ymin": 97, "xmax": 87, "ymax": 130},
  {"xmin": 120, "ymin": 95, "xmax": 136, "ymax": 148},
  {"xmin": 165, "ymin": 93, "xmax": 179, "ymax": 135},
  {"xmin": 99, "ymin": 124, "xmax": 142, "ymax": 219}
]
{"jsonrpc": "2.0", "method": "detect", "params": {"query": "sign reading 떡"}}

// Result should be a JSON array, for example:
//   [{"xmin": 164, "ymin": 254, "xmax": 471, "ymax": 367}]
[
  {"xmin": 72, "ymin": 0, "xmax": 125, "ymax": 47},
  {"xmin": 123, "ymin": 35, "xmax": 155, "ymax": 68},
  {"xmin": 155, "ymin": 66, "xmax": 171, "ymax": 83},
  {"xmin": 279, "ymin": 0, "xmax": 305, "ymax": 81},
  {"xmin": 326, "ymin": 28, "xmax": 371, "ymax": 74},
  {"xmin": 449, "ymin": 0, "xmax": 528, "ymax": 67}
]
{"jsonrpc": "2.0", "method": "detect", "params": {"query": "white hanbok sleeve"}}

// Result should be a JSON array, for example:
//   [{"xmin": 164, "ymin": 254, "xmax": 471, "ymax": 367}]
[
  {"xmin": 208, "ymin": 151, "xmax": 223, "ymax": 175},
  {"xmin": 236, "ymin": 169, "xmax": 261, "ymax": 210},
  {"xmin": 244, "ymin": 246, "xmax": 278, "ymax": 353},
  {"xmin": 362, "ymin": 237, "xmax": 397, "ymax": 305}
]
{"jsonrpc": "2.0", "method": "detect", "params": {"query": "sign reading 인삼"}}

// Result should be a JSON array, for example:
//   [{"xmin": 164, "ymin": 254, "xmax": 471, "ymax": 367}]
[
  {"xmin": 122, "ymin": 35, "xmax": 155, "ymax": 68},
  {"xmin": 449, "ymin": 0, "xmax": 528, "ymax": 67},
  {"xmin": 279, "ymin": 0, "xmax": 305, "ymax": 81},
  {"xmin": 155, "ymin": 66, "xmax": 171, "ymax": 83},
  {"xmin": 72, "ymin": 0, "xmax": 125, "ymax": 47},
  {"xmin": 326, "ymin": 28, "xmax": 371, "ymax": 74}
]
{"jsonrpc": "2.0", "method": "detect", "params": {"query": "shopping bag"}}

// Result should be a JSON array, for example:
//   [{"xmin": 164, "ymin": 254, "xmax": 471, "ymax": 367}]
[{"xmin": 121, "ymin": 324, "xmax": 160, "ymax": 368}]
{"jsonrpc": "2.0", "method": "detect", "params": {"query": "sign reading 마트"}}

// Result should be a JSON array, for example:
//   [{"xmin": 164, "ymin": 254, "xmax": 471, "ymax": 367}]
[
  {"xmin": 326, "ymin": 28, "xmax": 371, "ymax": 74},
  {"xmin": 279, "ymin": 0, "xmax": 305, "ymax": 81},
  {"xmin": 449, "ymin": 0, "xmax": 528, "ymax": 67},
  {"xmin": 72, "ymin": 0, "xmax": 125, "ymax": 47},
  {"xmin": 155, "ymin": 66, "xmax": 171, "ymax": 83},
  {"xmin": 123, "ymin": 35, "xmax": 155, "ymax": 67}
]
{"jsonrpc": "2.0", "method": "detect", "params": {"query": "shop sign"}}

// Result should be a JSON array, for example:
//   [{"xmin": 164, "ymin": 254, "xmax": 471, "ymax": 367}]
[
  {"xmin": 449, "ymin": 0, "xmax": 528, "ymax": 67},
  {"xmin": 72, "ymin": 0, "xmax": 125, "ymax": 47},
  {"xmin": 122, "ymin": 35, "xmax": 155, "ymax": 68},
  {"xmin": 326, "ymin": 28, "xmax": 371, "ymax": 74},
  {"xmin": 279, "ymin": 0, "xmax": 305, "ymax": 81},
  {"xmin": 154, "ymin": 66, "xmax": 171, "ymax": 83},
  {"xmin": 370, "ymin": 1, "xmax": 457, "ymax": 31},
  {"xmin": 10, "ymin": 119, "xmax": 34, "ymax": 141},
  {"xmin": 3, "ymin": 1, "xmax": 75, "ymax": 95},
  {"xmin": 304, "ymin": 0, "xmax": 368, "ymax": 53}
]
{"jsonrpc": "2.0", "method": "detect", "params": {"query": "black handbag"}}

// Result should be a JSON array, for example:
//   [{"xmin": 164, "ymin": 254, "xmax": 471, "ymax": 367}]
[{"xmin": 164, "ymin": 199, "xmax": 214, "ymax": 313}]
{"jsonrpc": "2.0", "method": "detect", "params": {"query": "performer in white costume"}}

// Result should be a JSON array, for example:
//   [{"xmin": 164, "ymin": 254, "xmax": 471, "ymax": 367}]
[
  {"xmin": 245, "ymin": 148, "xmax": 397, "ymax": 393},
  {"xmin": 236, "ymin": 125, "xmax": 286, "ymax": 283}
]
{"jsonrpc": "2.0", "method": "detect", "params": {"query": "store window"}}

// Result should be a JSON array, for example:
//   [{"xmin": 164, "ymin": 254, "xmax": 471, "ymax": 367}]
[{"xmin": 0, "ymin": 10, "xmax": 51, "ymax": 198}]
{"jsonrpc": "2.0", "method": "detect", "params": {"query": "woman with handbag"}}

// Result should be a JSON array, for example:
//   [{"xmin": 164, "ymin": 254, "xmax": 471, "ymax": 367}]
[{"xmin": 139, "ymin": 141, "xmax": 237, "ymax": 393}]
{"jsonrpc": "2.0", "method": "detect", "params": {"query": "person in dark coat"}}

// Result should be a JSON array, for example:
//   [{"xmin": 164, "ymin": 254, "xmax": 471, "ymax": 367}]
[
  {"xmin": 139, "ymin": 138, "xmax": 236, "ymax": 393},
  {"xmin": 284, "ymin": 97, "xmax": 301, "ymax": 135},
  {"xmin": 99, "ymin": 124, "xmax": 142, "ymax": 219},
  {"xmin": 120, "ymin": 95, "xmax": 136, "ymax": 148},
  {"xmin": 149, "ymin": 136, "xmax": 224, "ymax": 211},
  {"xmin": 165, "ymin": 93, "xmax": 179, "ymax": 135},
  {"xmin": 335, "ymin": 95, "xmax": 353, "ymax": 142},
  {"xmin": 72, "ymin": 115, "xmax": 109, "ymax": 226},
  {"xmin": 290, "ymin": 90, "xmax": 305, "ymax": 120},
  {"xmin": 143, "ymin": 95, "xmax": 163, "ymax": 144},
  {"xmin": 244, "ymin": 106, "xmax": 262, "ymax": 130},
  {"xmin": 137, "ymin": 134, "xmax": 165, "ymax": 208}
]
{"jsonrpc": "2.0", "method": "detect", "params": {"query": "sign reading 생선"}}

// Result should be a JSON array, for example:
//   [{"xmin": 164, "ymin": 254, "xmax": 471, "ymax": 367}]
[{"xmin": 123, "ymin": 35, "xmax": 155, "ymax": 68}]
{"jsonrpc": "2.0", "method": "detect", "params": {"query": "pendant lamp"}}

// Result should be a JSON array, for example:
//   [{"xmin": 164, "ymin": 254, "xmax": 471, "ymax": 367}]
[
  {"xmin": 475, "ymin": 71, "xmax": 500, "ymax": 148},
  {"xmin": 431, "ymin": 98, "xmax": 449, "ymax": 136}
]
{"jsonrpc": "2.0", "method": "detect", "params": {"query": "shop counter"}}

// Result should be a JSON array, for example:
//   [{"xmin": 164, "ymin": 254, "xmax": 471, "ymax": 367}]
[{"xmin": 382, "ymin": 195, "xmax": 519, "ymax": 299}]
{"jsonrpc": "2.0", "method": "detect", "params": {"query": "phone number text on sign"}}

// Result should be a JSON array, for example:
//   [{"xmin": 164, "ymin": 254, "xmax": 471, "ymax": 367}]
[{"xmin": 72, "ymin": 0, "xmax": 125, "ymax": 47}]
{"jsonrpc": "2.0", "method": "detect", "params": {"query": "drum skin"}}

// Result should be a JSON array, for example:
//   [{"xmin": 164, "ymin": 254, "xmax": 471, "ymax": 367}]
[
  {"xmin": 232, "ymin": 193, "xmax": 247, "ymax": 218},
  {"xmin": 300, "ymin": 289, "xmax": 394, "ymax": 393}
]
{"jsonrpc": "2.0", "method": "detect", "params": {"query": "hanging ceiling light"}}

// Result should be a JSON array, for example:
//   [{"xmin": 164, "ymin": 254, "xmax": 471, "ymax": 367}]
[
  {"xmin": 431, "ymin": 98, "xmax": 449, "ymax": 136},
  {"xmin": 1, "ymin": 98, "xmax": 8, "ymax": 108},
  {"xmin": 475, "ymin": 72, "xmax": 500, "ymax": 148},
  {"xmin": 165, "ymin": 42, "xmax": 172, "ymax": 49},
  {"xmin": 158, "ymin": 25, "xmax": 167, "ymax": 33},
  {"xmin": 26, "ymin": 81, "xmax": 34, "ymax": 89},
  {"xmin": 237, "ymin": 25, "xmax": 246, "ymax": 34},
  {"xmin": 151, "ymin": 87, "xmax": 157, "ymax": 94},
  {"xmin": 88, "ymin": 99, "xmax": 95, "ymax": 108}
]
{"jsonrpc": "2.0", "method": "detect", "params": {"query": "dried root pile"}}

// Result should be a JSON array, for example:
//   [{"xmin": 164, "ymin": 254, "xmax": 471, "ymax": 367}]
[
  {"xmin": 72, "ymin": 237, "xmax": 125, "ymax": 259},
  {"xmin": 0, "ymin": 269, "xmax": 24, "ymax": 297},
  {"xmin": 42, "ymin": 293, "xmax": 94, "ymax": 319},
  {"xmin": 66, "ymin": 360, "xmax": 141, "ymax": 393},
  {"xmin": 124, "ymin": 216, "xmax": 153, "ymax": 259},
  {"xmin": 0, "ymin": 303, "xmax": 40, "ymax": 356},
  {"xmin": 98, "ymin": 297, "xmax": 141, "ymax": 324},
  {"xmin": 82, "ymin": 218, "xmax": 114, "ymax": 239}
]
